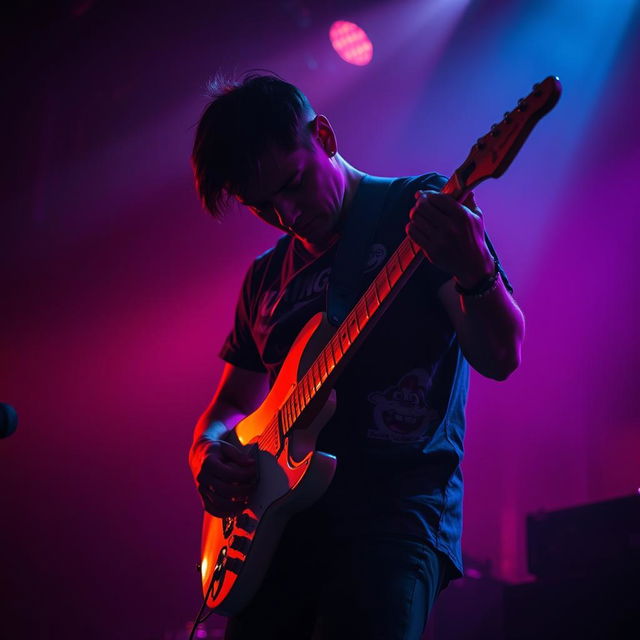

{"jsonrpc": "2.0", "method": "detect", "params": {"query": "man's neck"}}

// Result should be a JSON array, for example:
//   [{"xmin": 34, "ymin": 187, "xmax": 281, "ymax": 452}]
[{"xmin": 337, "ymin": 155, "xmax": 366, "ymax": 218}]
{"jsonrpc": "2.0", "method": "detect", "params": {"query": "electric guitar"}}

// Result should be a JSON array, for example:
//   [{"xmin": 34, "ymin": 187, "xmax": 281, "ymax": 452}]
[{"xmin": 197, "ymin": 76, "xmax": 562, "ymax": 615}]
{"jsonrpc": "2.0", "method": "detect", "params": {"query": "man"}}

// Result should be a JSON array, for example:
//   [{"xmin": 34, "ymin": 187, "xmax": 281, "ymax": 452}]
[{"xmin": 189, "ymin": 73, "xmax": 524, "ymax": 639}]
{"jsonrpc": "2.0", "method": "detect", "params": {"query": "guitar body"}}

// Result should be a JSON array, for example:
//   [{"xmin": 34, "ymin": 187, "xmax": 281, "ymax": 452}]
[{"xmin": 199, "ymin": 311, "xmax": 338, "ymax": 615}]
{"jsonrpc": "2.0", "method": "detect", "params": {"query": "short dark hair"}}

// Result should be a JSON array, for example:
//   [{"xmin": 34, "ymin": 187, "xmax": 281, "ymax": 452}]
[{"xmin": 191, "ymin": 73, "xmax": 316, "ymax": 218}]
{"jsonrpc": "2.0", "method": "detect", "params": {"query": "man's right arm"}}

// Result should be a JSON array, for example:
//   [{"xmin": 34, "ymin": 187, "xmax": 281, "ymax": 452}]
[{"xmin": 189, "ymin": 363, "xmax": 269, "ymax": 517}]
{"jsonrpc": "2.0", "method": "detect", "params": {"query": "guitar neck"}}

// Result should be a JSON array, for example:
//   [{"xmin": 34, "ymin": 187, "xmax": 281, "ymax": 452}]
[{"xmin": 278, "ymin": 177, "xmax": 466, "ymax": 436}]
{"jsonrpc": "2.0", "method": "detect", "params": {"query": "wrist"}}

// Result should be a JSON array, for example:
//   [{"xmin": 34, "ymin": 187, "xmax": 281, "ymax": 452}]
[
  {"xmin": 189, "ymin": 422, "xmax": 229, "ymax": 468},
  {"xmin": 454, "ymin": 252, "xmax": 496, "ymax": 290},
  {"xmin": 454, "ymin": 256, "xmax": 500, "ymax": 297}
]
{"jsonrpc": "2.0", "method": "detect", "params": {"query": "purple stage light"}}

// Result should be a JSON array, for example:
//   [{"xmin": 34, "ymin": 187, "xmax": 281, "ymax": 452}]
[{"xmin": 329, "ymin": 20, "xmax": 373, "ymax": 66}]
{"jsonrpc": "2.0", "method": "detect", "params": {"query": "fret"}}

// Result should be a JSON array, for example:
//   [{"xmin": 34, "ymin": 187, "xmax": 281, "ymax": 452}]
[
  {"xmin": 301, "ymin": 376, "xmax": 310, "ymax": 406},
  {"xmin": 298, "ymin": 386, "xmax": 305, "ymax": 411},
  {"xmin": 323, "ymin": 347, "xmax": 333, "ymax": 375},
  {"xmin": 388, "ymin": 252, "xmax": 403, "ymax": 281},
  {"xmin": 287, "ymin": 393, "xmax": 294, "ymax": 421},
  {"xmin": 331, "ymin": 336, "xmax": 343, "ymax": 365},
  {"xmin": 358, "ymin": 302, "xmax": 369, "ymax": 330},
  {"xmin": 381, "ymin": 271, "xmax": 392, "ymax": 297},
  {"xmin": 375, "ymin": 275, "xmax": 389, "ymax": 301},
  {"xmin": 288, "ymin": 398, "xmax": 295, "ymax": 427},
  {"xmin": 302, "ymin": 372, "xmax": 310, "ymax": 400},
  {"xmin": 289, "ymin": 400, "xmax": 296, "ymax": 431},
  {"xmin": 305, "ymin": 374, "xmax": 313, "ymax": 401},
  {"xmin": 306, "ymin": 373, "xmax": 314, "ymax": 401},
  {"xmin": 373, "ymin": 277, "xmax": 382, "ymax": 304},
  {"xmin": 332, "ymin": 341, "xmax": 340, "ymax": 367},
  {"xmin": 308, "ymin": 364, "xmax": 317, "ymax": 393},
  {"xmin": 398, "ymin": 243, "xmax": 414, "ymax": 270},
  {"xmin": 362, "ymin": 293, "xmax": 371, "ymax": 318},
  {"xmin": 383, "ymin": 264, "xmax": 393, "ymax": 289},
  {"xmin": 318, "ymin": 349, "xmax": 327, "ymax": 380},
  {"xmin": 327, "ymin": 342, "xmax": 335, "ymax": 369},
  {"xmin": 320, "ymin": 347, "xmax": 329, "ymax": 376},
  {"xmin": 275, "ymin": 419, "xmax": 283, "ymax": 450},
  {"xmin": 314, "ymin": 365, "xmax": 321, "ymax": 390},
  {"xmin": 357, "ymin": 299, "xmax": 370, "ymax": 322},
  {"xmin": 366, "ymin": 287, "xmax": 379, "ymax": 314},
  {"xmin": 339, "ymin": 327, "xmax": 351, "ymax": 353},
  {"xmin": 329, "ymin": 346, "xmax": 337, "ymax": 374},
  {"xmin": 292, "ymin": 389, "xmax": 300, "ymax": 418},
  {"xmin": 353, "ymin": 307, "xmax": 362, "ymax": 332},
  {"xmin": 285, "ymin": 399, "xmax": 293, "ymax": 430},
  {"xmin": 296, "ymin": 387, "xmax": 304, "ymax": 414},
  {"xmin": 304, "ymin": 375, "xmax": 311, "ymax": 402},
  {"xmin": 319, "ymin": 355, "xmax": 328, "ymax": 382},
  {"xmin": 347, "ymin": 314, "xmax": 359, "ymax": 343},
  {"xmin": 312, "ymin": 362, "xmax": 322, "ymax": 391},
  {"xmin": 311, "ymin": 358, "xmax": 322, "ymax": 396}
]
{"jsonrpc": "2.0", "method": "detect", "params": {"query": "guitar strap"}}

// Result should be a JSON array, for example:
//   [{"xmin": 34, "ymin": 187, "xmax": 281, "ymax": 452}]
[{"xmin": 326, "ymin": 174, "xmax": 394, "ymax": 326}]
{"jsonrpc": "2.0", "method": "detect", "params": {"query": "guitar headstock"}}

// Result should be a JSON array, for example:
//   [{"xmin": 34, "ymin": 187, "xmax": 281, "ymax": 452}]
[{"xmin": 448, "ymin": 76, "xmax": 562, "ymax": 197}]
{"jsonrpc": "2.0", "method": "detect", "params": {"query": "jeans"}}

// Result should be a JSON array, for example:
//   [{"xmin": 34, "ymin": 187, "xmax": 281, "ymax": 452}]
[{"xmin": 224, "ymin": 510, "xmax": 451, "ymax": 640}]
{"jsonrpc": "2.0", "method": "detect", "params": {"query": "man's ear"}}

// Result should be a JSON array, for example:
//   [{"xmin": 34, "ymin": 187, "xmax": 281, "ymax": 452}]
[{"xmin": 310, "ymin": 114, "xmax": 337, "ymax": 157}]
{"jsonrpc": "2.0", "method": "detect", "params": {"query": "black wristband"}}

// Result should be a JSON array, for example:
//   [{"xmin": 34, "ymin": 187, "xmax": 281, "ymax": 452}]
[{"xmin": 454, "ymin": 259, "xmax": 500, "ymax": 297}]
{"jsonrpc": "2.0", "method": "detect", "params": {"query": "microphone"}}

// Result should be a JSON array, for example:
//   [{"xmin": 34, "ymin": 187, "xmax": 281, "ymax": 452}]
[{"xmin": 0, "ymin": 403, "xmax": 18, "ymax": 439}]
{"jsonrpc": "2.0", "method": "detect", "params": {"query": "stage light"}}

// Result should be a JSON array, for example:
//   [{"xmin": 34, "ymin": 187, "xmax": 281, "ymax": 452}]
[{"xmin": 329, "ymin": 20, "xmax": 373, "ymax": 66}]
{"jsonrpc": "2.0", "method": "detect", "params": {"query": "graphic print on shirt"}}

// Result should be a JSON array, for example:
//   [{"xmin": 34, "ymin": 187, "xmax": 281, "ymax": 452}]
[
  {"xmin": 367, "ymin": 369, "xmax": 439, "ymax": 443},
  {"xmin": 256, "ymin": 243, "xmax": 388, "ymax": 328},
  {"xmin": 364, "ymin": 243, "xmax": 387, "ymax": 273},
  {"xmin": 257, "ymin": 266, "xmax": 331, "ymax": 328}
]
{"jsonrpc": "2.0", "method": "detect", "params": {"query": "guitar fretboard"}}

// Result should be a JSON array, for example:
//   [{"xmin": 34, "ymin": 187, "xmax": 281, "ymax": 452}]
[{"xmin": 278, "ymin": 236, "xmax": 425, "ymax": 435}]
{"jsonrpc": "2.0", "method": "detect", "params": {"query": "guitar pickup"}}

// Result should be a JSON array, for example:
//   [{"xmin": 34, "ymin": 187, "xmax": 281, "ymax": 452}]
[
  {"xmin": 236, "ymin": 513, "xmax": 258, "ymax": 533},
  {"xmin": 225, "ymin": 556, "xmax": 244, "ymax": 574},
  {"xmin": 230, "ymin": 535, "xmax": 252, "ymax": 554}
]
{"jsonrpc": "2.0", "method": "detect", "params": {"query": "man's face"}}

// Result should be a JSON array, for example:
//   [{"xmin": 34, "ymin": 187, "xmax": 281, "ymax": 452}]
[{"xmin": 237, "ymin": 131, "xmax": 345, "ymax": 250}]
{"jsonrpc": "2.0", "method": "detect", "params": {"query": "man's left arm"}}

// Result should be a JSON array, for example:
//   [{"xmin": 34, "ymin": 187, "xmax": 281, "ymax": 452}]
[{"xmin": 406, "ymin": 190, "xmax": 525, "ymax": 381}]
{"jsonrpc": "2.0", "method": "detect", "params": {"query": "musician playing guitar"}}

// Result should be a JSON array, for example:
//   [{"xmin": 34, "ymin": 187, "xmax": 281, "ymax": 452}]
[{"xmin": 189, "ymin": 73, "xmax": 525, "ymax": 639}]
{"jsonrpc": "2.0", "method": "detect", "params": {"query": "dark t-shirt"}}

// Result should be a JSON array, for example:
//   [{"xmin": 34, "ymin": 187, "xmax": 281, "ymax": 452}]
[{"xmin": 220, "ymin": 172, "xmax": 509, "ymax": 578}]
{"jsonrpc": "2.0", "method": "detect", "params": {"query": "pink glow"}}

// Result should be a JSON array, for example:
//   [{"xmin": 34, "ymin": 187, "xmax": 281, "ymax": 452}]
[{"xmin": 329, "ymin": 21, "xmax": 373, "ymax": 66}]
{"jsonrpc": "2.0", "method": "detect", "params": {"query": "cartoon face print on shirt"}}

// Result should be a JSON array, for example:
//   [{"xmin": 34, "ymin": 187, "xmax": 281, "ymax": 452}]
[
  {"xmin": 367, "ymin": 369, "xmax": 440, "ymax": 443},
  {"xmin": 364, "ymin": 243, "xmax": 387, "ymax": 272}
]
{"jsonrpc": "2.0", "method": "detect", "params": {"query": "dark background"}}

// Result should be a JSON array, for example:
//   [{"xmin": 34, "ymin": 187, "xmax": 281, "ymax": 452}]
[{"xmin": 2, "ymin": 0, "xmax": 639, "ymax": 637}]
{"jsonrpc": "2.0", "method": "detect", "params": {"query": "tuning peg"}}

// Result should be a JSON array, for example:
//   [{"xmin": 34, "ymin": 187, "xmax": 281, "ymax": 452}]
[
  {"xmin": 503, "ymin": 111, "xmax": 512, "ymax": 123},
  {"xmin": 517, "ymin": 98, "xmax": 528, "ymax": 111}
]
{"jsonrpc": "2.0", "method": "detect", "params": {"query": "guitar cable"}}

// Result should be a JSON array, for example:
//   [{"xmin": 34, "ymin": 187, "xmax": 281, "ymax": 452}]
[{"xmin": 188, "ymin": 574, "xmax": 215, "ymax": 640}]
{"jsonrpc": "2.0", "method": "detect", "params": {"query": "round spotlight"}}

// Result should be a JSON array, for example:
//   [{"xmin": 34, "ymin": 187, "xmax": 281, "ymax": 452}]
[{"xmin": 329, "ymin": 20, "xmax": 373, "ymax": 66}]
